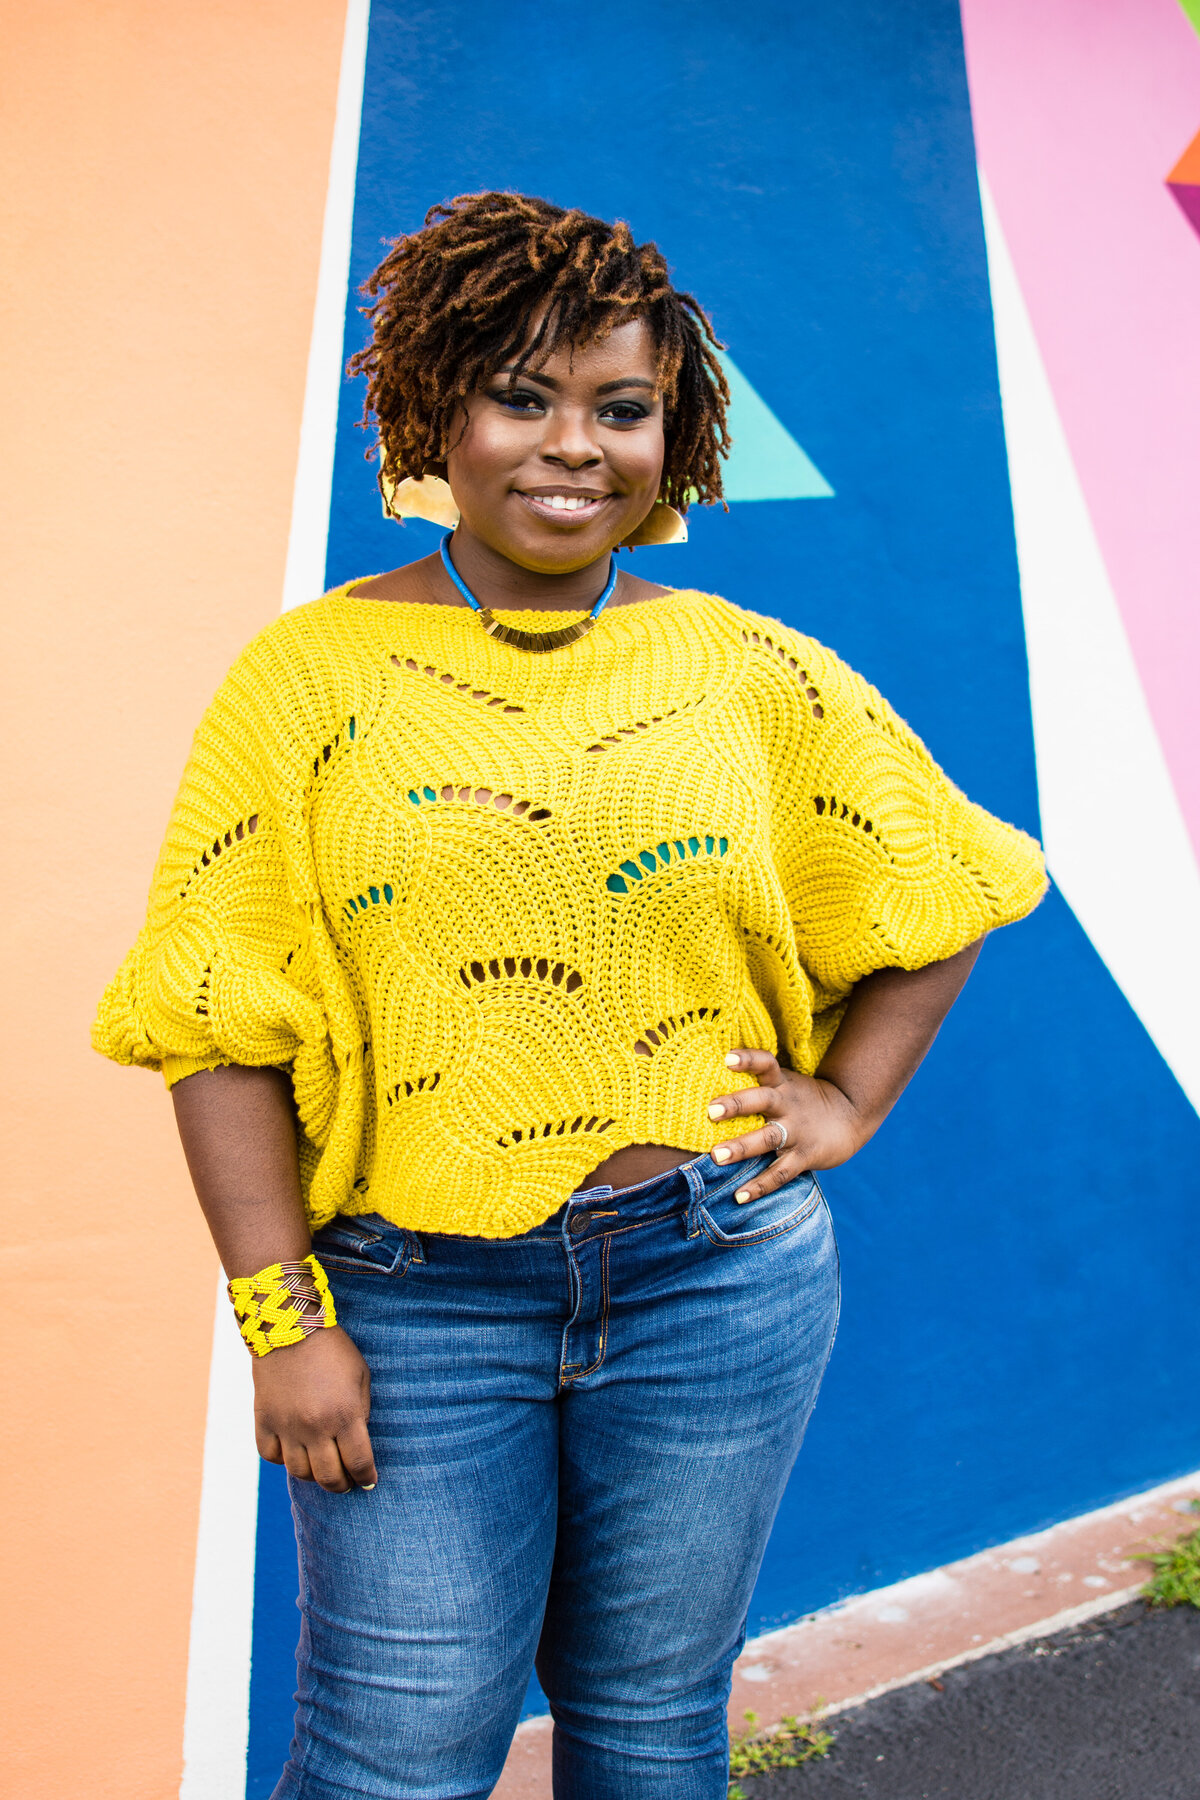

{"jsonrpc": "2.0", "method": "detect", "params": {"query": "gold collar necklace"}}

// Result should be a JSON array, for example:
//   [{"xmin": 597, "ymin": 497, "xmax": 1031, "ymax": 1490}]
[{"xmin": 439, "ymin": 532, "xmax": 617, "ymax": 654}]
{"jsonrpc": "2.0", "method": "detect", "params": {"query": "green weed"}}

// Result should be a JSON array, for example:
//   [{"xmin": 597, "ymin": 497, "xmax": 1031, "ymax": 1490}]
[
  {"xmin": 1135, "ymin": 1498, "xmax": 1200, "ymax": 1610},
  {"xmin": 728, "ymin": 1707, "xmax": 833, "ymax": 1797}
]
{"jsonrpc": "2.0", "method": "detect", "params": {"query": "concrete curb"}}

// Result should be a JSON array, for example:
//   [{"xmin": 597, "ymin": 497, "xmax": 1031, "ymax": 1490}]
[{"xmin": 492, "ymin": 1471, "xmax": 1200, "ymax": 1798}]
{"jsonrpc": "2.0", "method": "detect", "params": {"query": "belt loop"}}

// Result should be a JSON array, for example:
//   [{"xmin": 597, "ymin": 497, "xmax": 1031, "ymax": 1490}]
[{"xmin": 683, "ymin": 1160, "xmax": 706, "ymax": 1238}]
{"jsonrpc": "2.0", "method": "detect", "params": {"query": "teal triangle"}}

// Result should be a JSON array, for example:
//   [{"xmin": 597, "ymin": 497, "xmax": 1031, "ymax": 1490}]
[{"xmin": 719, "ymin": 354, "xmax": 834, "ymax": 500}]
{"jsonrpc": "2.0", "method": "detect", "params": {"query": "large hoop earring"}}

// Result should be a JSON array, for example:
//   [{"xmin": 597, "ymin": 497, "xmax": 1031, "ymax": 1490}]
[
  {"xmin": 380, "ymin": 471, "xmax": 460, "ymax": 528},
  {"xmin": 620, "ymin": 500, "xmax": 688, "ymax": 548}
]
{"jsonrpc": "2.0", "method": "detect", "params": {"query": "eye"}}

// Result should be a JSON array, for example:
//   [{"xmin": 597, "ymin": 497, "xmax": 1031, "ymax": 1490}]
[
  {"xmin": 600, "ymin": 400, "xmax": 650, "ymax": 424},
  {"xmin": 491, "ymin": 386, "xmax": 545, "ymax": 414}
]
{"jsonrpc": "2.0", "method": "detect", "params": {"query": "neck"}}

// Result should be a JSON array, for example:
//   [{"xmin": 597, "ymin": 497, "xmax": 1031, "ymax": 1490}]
[{"xmin": 446, "ymin": 526, "xmax": 616, "ymax": 614}]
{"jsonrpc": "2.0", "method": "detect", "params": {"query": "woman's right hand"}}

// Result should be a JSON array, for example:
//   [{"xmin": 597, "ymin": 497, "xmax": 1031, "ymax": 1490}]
[{"xmin": 252, "ymin": 1325, "xmax": 378, "ymax": 1493}]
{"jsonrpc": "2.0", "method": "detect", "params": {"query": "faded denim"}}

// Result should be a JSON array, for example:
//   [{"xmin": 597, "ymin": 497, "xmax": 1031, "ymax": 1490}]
[{"xmin": 272, "ymin": 1149, "xmax": 840, "ymax": 1800}]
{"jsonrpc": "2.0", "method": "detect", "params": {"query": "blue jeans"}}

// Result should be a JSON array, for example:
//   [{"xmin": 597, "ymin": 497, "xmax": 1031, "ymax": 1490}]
[{"xmin": 272, "ymin": 1150, "xmax": 840, "ymax": 1800}]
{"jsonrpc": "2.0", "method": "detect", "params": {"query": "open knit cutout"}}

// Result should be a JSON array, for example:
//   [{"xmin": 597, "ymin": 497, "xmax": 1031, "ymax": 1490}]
[
  {"xmin": 391, "ymin": 655, "xmax": 525, "ymax": 716},
  {"xmin": 741, "ymin": 628, "xmax": 825, "ymax": 720},
  {"xmin": 343, "ymin": 883, "xmax": 396, "ymax": 923},
  {"xmin": 949, "ymin": 850, "xmax": 1002, "ymax": 909},
  {"xmin": 385, "ymin": 1071, "xmax": 441, "ymax": 1107},
  {"xmin": 869, "ymin": 921, "xmax": 904, "ymax": 962},
  {"xmin": 633, "ymin": 1006, "xmax": 721, "ymax": 1056},
  {"xmin": 312, "ymin": 719, "xmax": 356, "ymax": 779},
  {"xmin": 179, "ymin": 814, "xmax": 258, "ymax": 898},
  {"xmin": 405, "ymin": 783, "xmax": 550, "ymax": 822},
  {"xmin": 605, "ymin": 835, "xmax": 729, "ymax": 894},
  {"xmin": 194, "ymin": 964, "xmax": 211, "ymax": 1018},
  {"xmin": 497, "ymin": 1114, "xmax": 615, "ymax": 1149},
  {"xmin": 812, "ymin": 794, "xmax": 895, "ymax": 861},
  {"xmin": 585, "ymin": 708, "xmax": 685, "ymax": 753},
  {"xmin": 459, "ymin": 956, "xmax": 583, "ymax": 993},
  {"xmin": 813, "ymin": 794, "xmax": 871, "ymax": 829}
]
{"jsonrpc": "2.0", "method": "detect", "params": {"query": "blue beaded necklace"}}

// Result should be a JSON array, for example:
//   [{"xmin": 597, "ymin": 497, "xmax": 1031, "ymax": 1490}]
[{"xmin": 439, "ymin": 531, "xmax": 618, "ymax": 653}]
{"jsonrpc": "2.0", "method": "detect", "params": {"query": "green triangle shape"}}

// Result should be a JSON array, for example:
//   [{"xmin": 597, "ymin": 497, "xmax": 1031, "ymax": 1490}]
[{"xmin": 719, "ymin": 353, "xmax": 833, "ymax": 501}]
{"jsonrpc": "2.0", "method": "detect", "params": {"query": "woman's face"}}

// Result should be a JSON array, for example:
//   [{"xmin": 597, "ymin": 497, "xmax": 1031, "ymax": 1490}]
[{"xmin": 443, "ymin": 316, "xmax": 666, "ymax": 574}]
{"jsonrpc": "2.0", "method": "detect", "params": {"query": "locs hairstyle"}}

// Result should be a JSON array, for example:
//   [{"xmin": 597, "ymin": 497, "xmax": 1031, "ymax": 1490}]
[{"xmin": 348, "ymin": 191, "xmax": 731, "ymax": 513}]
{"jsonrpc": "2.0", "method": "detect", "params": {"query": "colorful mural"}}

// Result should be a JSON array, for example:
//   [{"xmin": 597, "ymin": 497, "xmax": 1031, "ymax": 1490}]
[{"xmin": 5, "ymin": 4, "xmax": 1198, "ymax": 1796}]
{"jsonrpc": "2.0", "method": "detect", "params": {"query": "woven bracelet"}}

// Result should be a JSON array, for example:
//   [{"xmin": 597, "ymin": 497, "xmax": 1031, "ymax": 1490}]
[{"xmin": 227, "ymin": 1254, "xmax": 337, "ymax": 1357}]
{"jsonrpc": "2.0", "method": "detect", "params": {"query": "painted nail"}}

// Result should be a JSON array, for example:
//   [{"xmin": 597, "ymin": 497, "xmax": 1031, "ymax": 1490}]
[
  {"xmin": 713, "ymin": 1146, "xmax": 731, "ymax": 1163},
  {"xmin": 735, "ymin": 1189, "xmax": 751, "ymax": 1204},
  {"xmin": 725, "ymin": 1053, "xmax": 741, "ymax": 1067},
  {"xmin": 361, "ymin": 1483, "xmax": 377, "ymax": 1491},
  {"xmin": 707, "ymin": 1103, "xmax": 726, "ymax": 1119}
]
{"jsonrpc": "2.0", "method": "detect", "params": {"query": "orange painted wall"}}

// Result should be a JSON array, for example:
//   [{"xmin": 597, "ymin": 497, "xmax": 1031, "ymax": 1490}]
[{"xmin": 0, "ymin": 5, "xmax": 344, "ymax": 1792}]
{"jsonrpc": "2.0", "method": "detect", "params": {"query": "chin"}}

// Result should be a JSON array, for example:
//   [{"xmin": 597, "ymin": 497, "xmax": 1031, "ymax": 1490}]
[{"xmin": 506, "ymin": 534, "xmax": 619, "ymax": 574}]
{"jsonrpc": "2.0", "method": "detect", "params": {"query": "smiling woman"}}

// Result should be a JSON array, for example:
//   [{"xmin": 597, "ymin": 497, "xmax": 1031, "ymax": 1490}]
[{"xmin": 92, "ymin": 190, "xmax": 1047, "ymax": 1800}]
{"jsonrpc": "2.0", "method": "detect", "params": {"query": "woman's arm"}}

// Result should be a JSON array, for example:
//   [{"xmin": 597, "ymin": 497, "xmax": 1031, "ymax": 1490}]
[
  {"xmin": 706, "ymin": 936, "xmax": 985, "ymax": 1201},
  {"xmin": 173, "ymin": 1065, "xmax": 378, "ymax": 1492}
]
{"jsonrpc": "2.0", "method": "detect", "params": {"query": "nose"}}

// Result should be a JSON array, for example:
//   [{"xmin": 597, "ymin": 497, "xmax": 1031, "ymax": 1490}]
[{"xmin": 538, "ymin": 402, "xmax": 602, "ymax": 470}]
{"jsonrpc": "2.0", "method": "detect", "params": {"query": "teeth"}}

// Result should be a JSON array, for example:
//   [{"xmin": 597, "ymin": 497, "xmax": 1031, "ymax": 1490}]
[{"xmin": 534, "ymin": 494, "xmax": 596, "ymax": 511}]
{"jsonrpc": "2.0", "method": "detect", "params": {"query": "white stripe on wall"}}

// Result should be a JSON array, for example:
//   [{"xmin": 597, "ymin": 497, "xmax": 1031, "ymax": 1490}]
[
  {"xmin": 282, "ymin": 0, "xmax": 372, "ymax": 612},
  {"xmin": 179, "ymin": 1276, "xmax": 260, "ymax": 1799},
  {"xmin": 979, "ymin": 172, "xmax": 1200, "ymax": 1116},
  {"xmin": 179, "ymin": 5, "xmax": 371, "ymax": 1795}
]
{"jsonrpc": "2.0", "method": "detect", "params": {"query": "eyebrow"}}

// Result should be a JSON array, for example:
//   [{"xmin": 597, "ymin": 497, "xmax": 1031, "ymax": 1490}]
[{"xmin": 495, "ymin": 368, "xmax": 657, "ymax": 396}]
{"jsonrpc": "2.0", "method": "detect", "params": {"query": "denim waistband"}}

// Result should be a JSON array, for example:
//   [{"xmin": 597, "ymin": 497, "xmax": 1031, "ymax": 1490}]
[
  {"xmin": 343, "ymin": 1150, "xmax": 777, "ymax": 1248},
  {"xmin": 524, "ymin": 1148, "xmax": 775, "ymax": 1240}
]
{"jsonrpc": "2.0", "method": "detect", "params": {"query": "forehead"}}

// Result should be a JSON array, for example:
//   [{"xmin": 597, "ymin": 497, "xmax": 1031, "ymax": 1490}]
[{"xmin": 519, "ymin": 315, "xmax": 658, "ymax": 385}]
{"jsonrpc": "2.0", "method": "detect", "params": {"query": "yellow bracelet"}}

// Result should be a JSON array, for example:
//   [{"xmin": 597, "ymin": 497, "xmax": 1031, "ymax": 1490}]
[{"xmin": 226, "ymin": 1254, "xmax": 337, "ymax": 1357}]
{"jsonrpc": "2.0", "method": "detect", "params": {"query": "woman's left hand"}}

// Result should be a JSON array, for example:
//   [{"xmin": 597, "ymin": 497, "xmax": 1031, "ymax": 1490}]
[{"xmin": 707, "ymin": 1047, "xmax": 866, "ymax": 1202}]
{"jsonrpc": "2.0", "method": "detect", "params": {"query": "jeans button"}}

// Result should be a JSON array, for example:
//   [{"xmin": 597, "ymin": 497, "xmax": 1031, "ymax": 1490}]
[{"xmin": 569, "ymin": 1212, "xmax": 590, "ymax": 1235}]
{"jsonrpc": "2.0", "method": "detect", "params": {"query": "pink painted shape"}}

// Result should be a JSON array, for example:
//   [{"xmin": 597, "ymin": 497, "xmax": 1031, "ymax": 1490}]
[{"xmin": 960, "ymin": 0, "xmax": 1200, "ymax": 858}]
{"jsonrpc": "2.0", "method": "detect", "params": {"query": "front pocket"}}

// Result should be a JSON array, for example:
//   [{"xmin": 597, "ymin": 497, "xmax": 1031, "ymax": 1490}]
[
  {"xmin": 310, "ymin": 1219, "xmax": 416, "ymax": 1275},
  {"xmin": 698, "ymin": 1169, "xmax": 824, "ymax": 1247}
]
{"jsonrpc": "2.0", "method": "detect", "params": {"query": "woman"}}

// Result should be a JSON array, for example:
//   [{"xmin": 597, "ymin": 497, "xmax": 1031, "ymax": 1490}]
[{"xmin": 95, "ymin": 191, "xmax": 1046, "ymax": 1799}]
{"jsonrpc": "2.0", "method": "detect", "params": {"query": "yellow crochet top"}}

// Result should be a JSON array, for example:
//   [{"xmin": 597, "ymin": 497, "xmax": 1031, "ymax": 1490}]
[{"xmin": 93, "ymin": 584, "xmax": 1047, "ymax": 1238}]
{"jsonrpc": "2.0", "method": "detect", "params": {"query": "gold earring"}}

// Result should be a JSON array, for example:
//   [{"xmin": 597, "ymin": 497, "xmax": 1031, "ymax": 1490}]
[
  {"xmin": 380, "ymin": 470, "xmax": 460, "ymax": 528},
  {"xmin": 620, "ymin": 500, "xmax": 688, "ymax": 548}
]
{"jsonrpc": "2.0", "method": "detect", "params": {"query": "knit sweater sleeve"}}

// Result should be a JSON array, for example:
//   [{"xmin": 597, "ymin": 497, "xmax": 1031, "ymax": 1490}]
[
  {"xmin": 768, "ymin": 633, "xmax": 1048, "ymax": 998},
  {"xmin": 91, "ymin": 639, "xmax": 332, "ymax": 1098}
]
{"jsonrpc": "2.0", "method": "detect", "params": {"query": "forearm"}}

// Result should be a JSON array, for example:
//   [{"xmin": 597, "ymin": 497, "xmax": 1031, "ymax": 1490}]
[
  {"xmin": 171, "ymin": 1063, "xmax": 310, "ymax": 1276},
  {"xmin": 172, "ymin": 1064, "xmax": 377, "ymax": 1493},
  {"xmin": 708, "ymin": 936, "xmax": 986, "ymax": 1199},
  {"xmin": 816, "ymin": 936, "xmax": 985, "ymax": 1141}
]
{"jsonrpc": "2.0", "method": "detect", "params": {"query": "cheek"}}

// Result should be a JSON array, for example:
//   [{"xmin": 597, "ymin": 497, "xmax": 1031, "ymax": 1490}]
[
  {"xmin": 616, "ymin": 428, "xmax": 666, "ymax": 495},
  {"xmin": 448, "ymin": 421, "xmax": 508, "ymax": 487}
]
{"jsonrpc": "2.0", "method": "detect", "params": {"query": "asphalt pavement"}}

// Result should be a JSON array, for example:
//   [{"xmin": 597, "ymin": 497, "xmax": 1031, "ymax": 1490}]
[{"xmin": 746, "ymin": 1600, "xmax": 1200, "ymax": 1800}]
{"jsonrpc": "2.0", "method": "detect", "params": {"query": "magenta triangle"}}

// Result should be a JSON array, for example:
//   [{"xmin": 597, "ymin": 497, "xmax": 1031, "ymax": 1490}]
[{"xmin": 1167, "ymin": 181, "xmax": 1200, "ymax": 240}]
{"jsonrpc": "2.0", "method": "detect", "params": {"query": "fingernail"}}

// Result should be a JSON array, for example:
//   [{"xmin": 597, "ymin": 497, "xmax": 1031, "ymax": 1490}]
[
  {"xmin": 713, "ymin": 1146, "xmax": 731, "ymax": 1163},
  {"xmin": 735, "ymin": 1189, "xmax": 751, "ymax": 1204},
  {"xmin": 725, "ymin": 1053, "xmax": 741, "ymax": 1067},
  {"xmin": 707, "ymin": 1103, "xmax": 726, "ymax": 1119},
  {"xmin": 361, "ymin": 1483, "xmax": 377, "ymax": 1491}
]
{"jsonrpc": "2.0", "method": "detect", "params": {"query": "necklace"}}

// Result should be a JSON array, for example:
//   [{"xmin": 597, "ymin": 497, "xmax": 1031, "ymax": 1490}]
[{"xmin": 439, "ymin": 531, "xmax": 618, "ymax": 653}]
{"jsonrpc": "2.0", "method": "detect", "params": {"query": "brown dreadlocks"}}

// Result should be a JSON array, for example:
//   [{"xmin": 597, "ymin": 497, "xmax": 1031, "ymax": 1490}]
[{"xmin": 348, "ymin": 191, "xmax": 730, "ymax": 512}]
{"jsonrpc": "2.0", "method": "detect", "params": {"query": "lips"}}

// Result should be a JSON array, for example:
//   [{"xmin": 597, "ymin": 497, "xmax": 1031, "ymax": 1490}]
[{"xmin": 517, "ymin": 490, "xmax": 613, "ymax": 526}]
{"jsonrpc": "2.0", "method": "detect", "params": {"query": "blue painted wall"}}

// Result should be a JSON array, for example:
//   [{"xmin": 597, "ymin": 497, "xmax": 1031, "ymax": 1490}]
[{"xmin": 246, "ymin": 0, "xmax": 1200, "ymax": 1777}]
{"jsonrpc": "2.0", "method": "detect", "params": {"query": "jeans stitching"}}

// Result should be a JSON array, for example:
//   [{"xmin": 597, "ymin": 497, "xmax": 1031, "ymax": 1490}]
[
  {"xmin": 292, "ymin": 1491, "xmax": 315, "ymax": 1790},
  {"xmin": 559, "ymin": 1234, "xmax": 584, "ymax": 1384},
  {"xmin": 568, "ymin": 1234, "xmax": 613, "ymax": 1380},
  {"xmin": 698, "ymin": 1183, "xmax": 824, "ymax": 1247}
]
